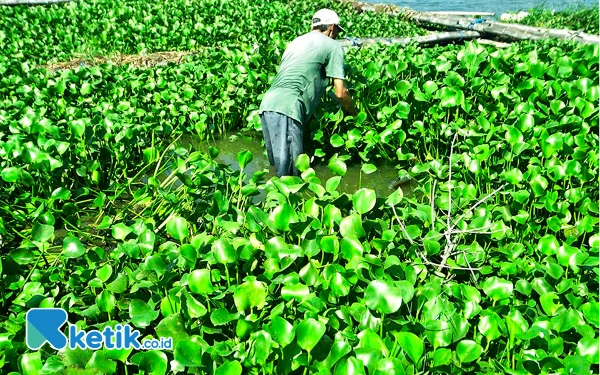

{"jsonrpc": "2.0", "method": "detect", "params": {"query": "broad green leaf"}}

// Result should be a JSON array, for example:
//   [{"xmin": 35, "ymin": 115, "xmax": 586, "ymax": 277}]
[
  {"xmin": 481, "ymin": 276, "xmax": 513, "ymax": 301},
  {"xmin": 174, "ymin": 340, "xmax": 203, "ymax": 367},
  {"xmin": 166, "ymin": 216, "xmax": 189, "ymax": 241},
  {"xmin": 129, "ymin": 299, "xmax": 160, "ymax": 328},
  {"xmin": 32, "ymin": 223, "xmax": 53, "ymax": 243},
  {"xmin": 456, "ymin": 340, "xmax": 483, "ymax": 363},
  {"xmin": 365, "ymin": 280, "xmax": 402, "ymax": 314},
  {"xmin": 106, "ymin": 274, "xmax": 128, "ymax": 293},
  {"xmin": 295, "ymin": 154, "xmax": 310, "ymax": 172},
  {"xmin": 1, "ymin": 167, "xmax": 20, "ymax": 183},
  {"xmin": 580, "ymin": 302, "xmax": 599, "ymax": 327},
  {"xmin": 340, "ymin": 214, "xmax": 366, "ymax": 239},
  {"xmin": 96, "ymin": 290, "xmax": 116, "ymax": 313},
  {"xmin": 212, "ymin": 238, "xmax": 237, "ymax": 264},
  {"xmin": 328, "ymin": 157, "xmax": 347, "ymax": 176},
  {"xmin": 321, "ymin": 340, "xmax": 351, "ymax": 369},
  {"xmin": 210, "ymin": 308, "xmax": 240, "ymax": 326},
  {"xmin": 540, "ymin": 292, "xmax": 564, "ymax": 316},
  {"xmin": 63, "ymin": 236, "xmax": 85, "ymax": 258},
  {"xmin": 270, "ymin": 203, "xmax": 298, "ymax": 232},
  {"xmin": 576, "ymin": 337, "xmax": 599, "ymax": 364},
  {"xmin": 130, "ymin": 350, "xmax": 168, "ymax": 375},
  {"xmin": 392, "ymin": 331, "xmax": 423, "ymax": 364},
  {"xmin": 112, "ymin": 223, "xmax": 132, "ymax": 241},
  {"xmin": 19, "ymin": 352, "xmax": 43, "ymax": 375},
  {"xmin": 86, "ymin": 351, "xmax": 117, "ymax": 374},
  {"xmin": 234, "ymin": 279, "xmax": 267, "ymax": 312},
  {"xmin": 334, "ymin": 356, "xmax": 366, "ymax": 375},
  {"xmin": 352, "ymin": 188, "xmax": 377, "ymax": 214},
  {"xmin": 296, "ymin": 318, "xmax": 326, "ymax": 352},
  {"xmin": 237, "ymin": 150, "xmax": 253, "ymax": 170},
  {"xmin": 155, "ymin": 314, "xmax": 190, "ymax": 345},
  {"xmin": 215, "ymin": 361, "xmax": 243, "ymax": 375},
  {"xmin": 268, "ymin": 316, "xmax": 295, "ymax": 347},
  {"xmin": 188, "ymin": 269, "xmax": 214, "ymax": 295}
]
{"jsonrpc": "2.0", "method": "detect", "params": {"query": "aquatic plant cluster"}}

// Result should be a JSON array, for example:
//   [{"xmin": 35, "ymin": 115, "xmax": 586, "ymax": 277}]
[
  {"xmin": 514, "ymin": 4, "xmax": 600, "ymax": 35},
  {"xmin": 0, "ymin": 0, "xmax": 598, "ymax": 374}
]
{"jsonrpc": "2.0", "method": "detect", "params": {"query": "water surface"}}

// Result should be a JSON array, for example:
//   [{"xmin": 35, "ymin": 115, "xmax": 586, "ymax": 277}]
[
  {"xmin": 360, "ymin": 0, "xmax": 598, "ymax": 16},
  {"xmin": 181, "ymin": 133, "xmax": 409, "ymax": 199}
]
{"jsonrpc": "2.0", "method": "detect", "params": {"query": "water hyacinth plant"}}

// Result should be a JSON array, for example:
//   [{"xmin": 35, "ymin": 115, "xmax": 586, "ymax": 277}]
[{"xmin": 0, "ymin": 0, "xmax": 598, "ymax": 374}]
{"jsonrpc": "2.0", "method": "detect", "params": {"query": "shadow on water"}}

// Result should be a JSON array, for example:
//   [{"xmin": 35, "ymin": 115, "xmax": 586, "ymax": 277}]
[{"xmin": 179, "ymin": 132, "xmax": 416, "ymax": 201}]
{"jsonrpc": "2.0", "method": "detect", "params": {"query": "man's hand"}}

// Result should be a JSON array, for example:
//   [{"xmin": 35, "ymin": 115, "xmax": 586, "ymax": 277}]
[{"xmin": 333, "ymin": 78, "xmax": 359, "ymax": 116}]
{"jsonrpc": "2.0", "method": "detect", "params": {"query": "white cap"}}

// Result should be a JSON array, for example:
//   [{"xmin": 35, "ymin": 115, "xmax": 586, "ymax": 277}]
[{"xmin": 311, "ymin": 9, "xmax": 345, "ymax": 32}]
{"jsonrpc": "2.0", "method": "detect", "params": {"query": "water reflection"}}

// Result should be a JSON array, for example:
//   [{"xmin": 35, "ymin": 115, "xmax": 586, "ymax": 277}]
[{"xmin": 180, "ymin": 133, "xmax": 406, "ymax": 199}]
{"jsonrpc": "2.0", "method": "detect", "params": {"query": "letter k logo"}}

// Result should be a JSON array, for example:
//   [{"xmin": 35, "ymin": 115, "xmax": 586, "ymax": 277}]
[{"xmin": 26, "ymin": 308, "xmax": 68, "ymax": 350}]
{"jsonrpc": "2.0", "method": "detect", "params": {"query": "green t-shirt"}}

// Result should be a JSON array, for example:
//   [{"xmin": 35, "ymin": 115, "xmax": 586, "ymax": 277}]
[{"xmin": 259, "ymin": 31, "xmax": 345, "ymax": 125}]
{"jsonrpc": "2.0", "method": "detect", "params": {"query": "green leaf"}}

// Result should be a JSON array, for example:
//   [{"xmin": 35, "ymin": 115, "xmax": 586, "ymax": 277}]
[
  {"xmin": 456, "ymin": 340, "xmax": 483, "ymax": 363},
  {"xmin": 96, "ymin": 290, "xmax": 116, "ymax": 313},
  {"xmin": 130, "ymin": 350, "xmax": 168, "ymax": 375},
  {"xmin": 80, "ymin": 82, "xmax": 92, "ymax": 95},
  {"xmin": 32, "ymin": 223, "xmax": 53, "ymax": 243},
  {"xmin": 215, "ymin": 361, "xmax": 243, "ymax": 375},
  {"xmin": 212, "ymin": 238, "xmax": 238, "ymax": 264},
  {"xmin": 295, "ymin": 154, "xmax": 310, "ymax": 172},
  {"xmin": 237, "ymin": 150, "xmax": 253, "ymax": 170},
  {"xmin": 19, "ymin": 352, "xmax": 43, "ymax": 375},
  {"xmin": 166, "ymin": 216, "xmax": 189, "ymax": 241},
  {"xmin": 352, "ymin": 188, "xmax": 377, "ymax": 214},
  {"xmin": 540, "ymin": 292, "xmax": 564, "ymax": 316},
  {"xmin": 63, "ymin": 236, "xmax": 85, "ymax": 258},
  {"xmin": 334, "ymin": 356, "xmax": 366, "ymax": 375},
  {"xmin": 392, "ymin": 331, "xmax": 423, "ymax": 364},
  {"xmin": 373, "ymin": 358, "xmax": 406, "ymax": 375},
  {"xmin": 268, "ymin": 316, "xmax": 295, "ymax": 348},
  {"xmin": 281, "ymin": 283, "xmax": 310, "ymax": 301},
  {"xmin": 270, "ymin": 203, "xmax": 298, "ymax": 232},
  {"xmin": 174, "ymin": 340, "xmax": 203, "ymax": 367},
  {"xmin": 576, "ymin": 337, "xmax": 599, "ymax": 364},
  {"xmin": 96, "ymin": 264, "xmax": 113, "ymax": 282},
  {"xmin": 210, "ymin": 308, "xmax": 240, "ymax": 326},
  {"xmin": 86, "ymin": 351, "xmax": 117, "ymax": 374},
  {"xmin": 1, "ymin": 167, "xmax": 20, "ymax": 183},
  {"xmin": 103, "ymin": 346, "xmax": 133, "ymax": 364},
  {"xmin": 481, "ymin": 276, "xmax": 513, "ymax": 301},
  {"xmin": 106, "ymin": 274, "xmax": 128, "ymax": 293},
  {"xmin": 112, "ymin": 223, "xmax": 132, "ymax": 240},
  {"xmin": 331, "ymin": 134, "xmax": 345, "ymax": 147},
  {"xmin": 564, "ymin": 355, "xmax": 592, "ymax": 374},
  {"xmin": 296, "ymin": 318, "xmax": 326, "ymax": 352},
  {"xmin": 361, "ymin": 164, "xmax": 377, "ymax": 174},
  {"xmin": 340, "ymin": 214, "xmax": 366, "ymax": 239},
  {"xmin": 537, "ymin": 235, "xmax": 560, "ymax": 255},
  {"xmin": 155, "ymin": 314, "xmax": 190, "ymax": 345},
  {"xmin": 365, "ymin": 280, "xmax": 403, "ymax": 314},
  {"xmin": 188, "ymin": 269, "xmax": 214, "ymax": 295},
  {"xmin": 328, "ymin": 157, "xmax": 347, "ymax": 177},
  {"xmin": 233, "ymin": 279, "xmax": 267, "ymax": 312},
  {"xmin": 581, "ymin": 302, "xmax": 599, "ymax": 327},
  {"xmin": 129, "ymin": 299, "xmax": 160, "ymax": 328}
]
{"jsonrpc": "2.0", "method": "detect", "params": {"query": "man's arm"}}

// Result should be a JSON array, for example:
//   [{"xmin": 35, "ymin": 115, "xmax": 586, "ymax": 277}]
[{"xmin": 333, "ymin": 78, "xmax": 359, "ymax": 117}]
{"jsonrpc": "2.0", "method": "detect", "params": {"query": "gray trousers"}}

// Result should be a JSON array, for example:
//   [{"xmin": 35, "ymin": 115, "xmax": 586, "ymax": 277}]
[{"xmin": 260, "ymin": 111, "xmax": 304, "ymax": 177}]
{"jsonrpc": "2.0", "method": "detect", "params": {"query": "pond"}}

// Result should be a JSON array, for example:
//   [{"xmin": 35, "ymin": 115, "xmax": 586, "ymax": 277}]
[{"xmin": 179, "ymin": 132, "xmax": 416, "ymax": 200}]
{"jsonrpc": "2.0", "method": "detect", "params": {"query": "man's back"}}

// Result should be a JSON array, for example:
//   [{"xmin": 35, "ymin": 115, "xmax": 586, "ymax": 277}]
[{"xmin": 259, "ymin": 31, "xmax": 345, "ymax": 125}]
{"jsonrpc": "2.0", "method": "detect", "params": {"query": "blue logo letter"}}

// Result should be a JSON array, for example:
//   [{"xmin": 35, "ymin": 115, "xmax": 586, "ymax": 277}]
[{"xmin": 26, "ymin": 308, "xmax": 68, "ymax": 350}]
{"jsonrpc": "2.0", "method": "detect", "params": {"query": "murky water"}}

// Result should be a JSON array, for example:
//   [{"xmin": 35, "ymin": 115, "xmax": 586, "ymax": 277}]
[
  {"xmin": 361, "ymin": 0, "xmax": 598, "ymax": 15},
  {"xmin": 180, "ymin": 132, "xmax": 412, "ymax": 199}
]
